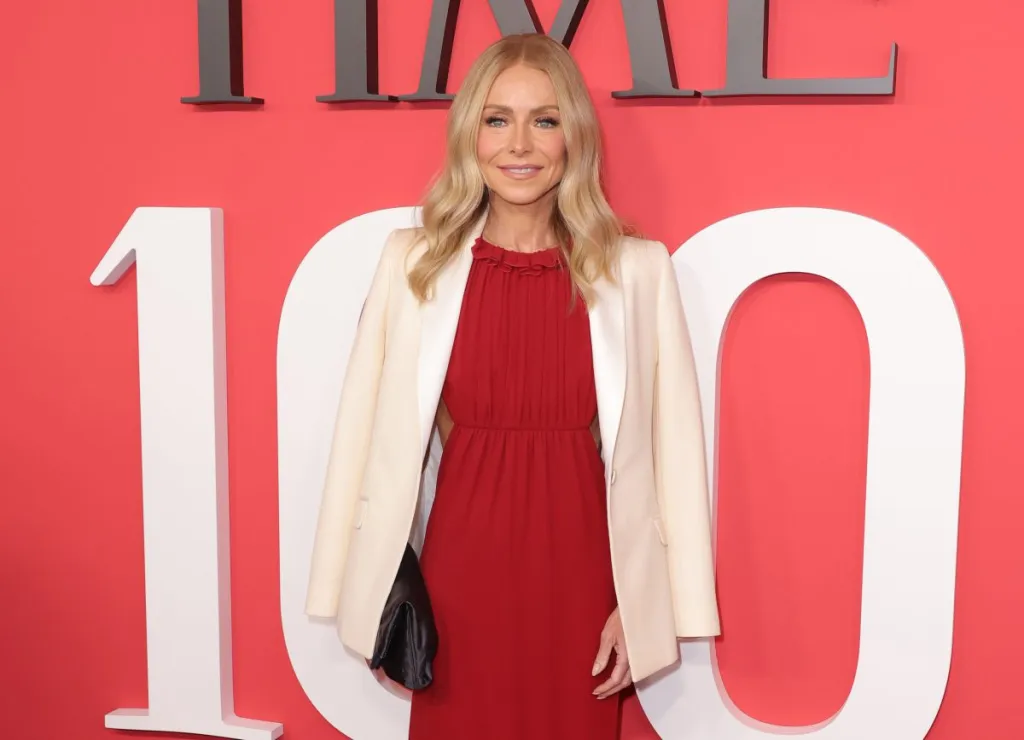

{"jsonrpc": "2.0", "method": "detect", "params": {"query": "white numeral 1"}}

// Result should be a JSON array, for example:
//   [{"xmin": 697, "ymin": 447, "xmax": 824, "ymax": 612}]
[{"xmin": 91, "ymin": 208, "xmax": 283, "ymax": 740}]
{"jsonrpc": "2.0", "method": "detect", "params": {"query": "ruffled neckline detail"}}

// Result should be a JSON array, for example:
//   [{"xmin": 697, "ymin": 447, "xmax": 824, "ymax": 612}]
[{"xmin": 472, "ymin": 238, "xmax": 564, "ymax": 274}]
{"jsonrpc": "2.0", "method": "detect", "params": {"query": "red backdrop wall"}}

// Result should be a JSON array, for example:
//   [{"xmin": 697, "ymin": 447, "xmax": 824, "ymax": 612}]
[{"xmin": 2, "ymin": 0, "xmax": 1019, "ymax": 737}]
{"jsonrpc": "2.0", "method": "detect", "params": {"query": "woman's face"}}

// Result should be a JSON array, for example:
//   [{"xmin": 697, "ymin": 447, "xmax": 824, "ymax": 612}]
[{"xmin": 476, "ymin": 63, "xmax": 566, "ymax": 208}]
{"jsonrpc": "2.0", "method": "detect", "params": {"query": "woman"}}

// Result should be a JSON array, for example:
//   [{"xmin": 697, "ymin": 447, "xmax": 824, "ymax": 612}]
[{"xmin": 305, "ymin": 33, "xmax": 720, "ymax": 739}]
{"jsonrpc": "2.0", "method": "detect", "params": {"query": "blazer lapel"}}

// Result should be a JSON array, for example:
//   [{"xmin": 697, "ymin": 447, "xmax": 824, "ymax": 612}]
[
  {"xmin": 415, "ymin": 214, "xmax": 486, "ymax": 458},
  {"xmin": 589, "ymin": 272, "xmax": 627, "ymax": 487}
]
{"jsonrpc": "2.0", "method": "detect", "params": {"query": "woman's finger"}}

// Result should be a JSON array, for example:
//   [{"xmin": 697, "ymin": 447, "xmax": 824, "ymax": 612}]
[
  {"xmin": 595, "ymin": 666, "xmax": 632, "ymax": 699},
  {"xmin": 593, "ymin": 648, "xmax": 629, "ymax": 696},
  {"xmin": 592, "ymin": 631, "xmax": 614, "ymax": 676}
]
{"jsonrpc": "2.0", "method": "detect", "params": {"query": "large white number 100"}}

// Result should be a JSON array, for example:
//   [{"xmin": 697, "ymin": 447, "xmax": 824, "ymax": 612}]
[{"xmin": 91, "ymin": 206, "xmax": 963, "ymax": 740}]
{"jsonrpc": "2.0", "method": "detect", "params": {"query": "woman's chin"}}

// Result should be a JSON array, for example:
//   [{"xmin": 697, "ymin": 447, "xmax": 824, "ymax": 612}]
[{"xmin": 488, "ymin": 186, "xmax": 557, "ymax": 208}]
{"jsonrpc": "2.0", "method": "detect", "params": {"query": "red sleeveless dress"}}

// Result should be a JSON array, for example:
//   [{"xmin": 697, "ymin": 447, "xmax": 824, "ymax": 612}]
[{"xmin": 409, "ymin": 237, "xmax": 621, "ymax": 739}]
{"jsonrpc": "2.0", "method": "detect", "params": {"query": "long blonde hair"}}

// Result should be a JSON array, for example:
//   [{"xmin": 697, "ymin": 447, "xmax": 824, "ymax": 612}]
[{"xmin": 407, "ymin": 33, "xmax": 630, "ymax": 305}]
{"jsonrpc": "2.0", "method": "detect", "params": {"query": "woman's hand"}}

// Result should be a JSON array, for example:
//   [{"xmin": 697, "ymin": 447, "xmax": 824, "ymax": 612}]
[{"xmin": 591, "ymin": 608, "xmax": 632, "ymax": 699}]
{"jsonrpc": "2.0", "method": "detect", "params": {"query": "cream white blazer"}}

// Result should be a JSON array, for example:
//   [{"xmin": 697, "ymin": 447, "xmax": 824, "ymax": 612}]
[{"xmin": 305, "ymin": 214, "xmax": 720, "ymax": 682}]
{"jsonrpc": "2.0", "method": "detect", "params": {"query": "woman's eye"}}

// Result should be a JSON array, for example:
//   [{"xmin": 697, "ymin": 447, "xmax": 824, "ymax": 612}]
[
  {"xmin": 536, "ymin": 117, "xmax": 560, "ymax": 128},
  {"xmin": 484, "ymin": 116, "xmax": 507, "ymax": 127}
]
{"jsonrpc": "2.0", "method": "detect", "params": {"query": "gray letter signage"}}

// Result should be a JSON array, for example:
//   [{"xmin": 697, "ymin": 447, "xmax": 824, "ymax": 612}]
[
  {"xmin": 317, "ymin": 0, "xmax": 396, "ymax": 103},
  {"xmin": 398, "ymin": 0, "xmax": 695, "ymax": 101},
  {"xmin": 182, "ymin": 0, "xmax": 262, "ymax": 105},
  {"xmin": 701, "ymin": 0, "xmax": 898, "ymax": 97},
  {"xmin": 182, "ymin": 0, "xmax": 899, "ymax": 105}
]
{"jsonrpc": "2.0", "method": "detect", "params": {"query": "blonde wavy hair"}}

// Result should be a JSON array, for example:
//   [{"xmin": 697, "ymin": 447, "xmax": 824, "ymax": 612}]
[{"xmin": 407, "ymin": 33, "xmax": 631, "ymax": 305}]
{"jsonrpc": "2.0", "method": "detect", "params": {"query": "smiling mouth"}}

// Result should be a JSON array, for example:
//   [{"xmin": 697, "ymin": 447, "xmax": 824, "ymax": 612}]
[{"xmin": 499, "ymin": 165, "xmax": 542, "ymax": 177}]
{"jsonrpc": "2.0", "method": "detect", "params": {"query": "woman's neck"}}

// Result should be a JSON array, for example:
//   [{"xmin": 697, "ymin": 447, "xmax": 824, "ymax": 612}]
[{"xmin": 481, "ymin": 195, "xmax": 558, "ymax": 254}]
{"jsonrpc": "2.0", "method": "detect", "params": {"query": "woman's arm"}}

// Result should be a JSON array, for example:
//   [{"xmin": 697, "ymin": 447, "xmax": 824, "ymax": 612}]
[
  {"xmin": 651, "ymin": 243, "xmax": 721, "ymax": 638},
  {"xmin": 435, "ymin": 398, "xmax": 454, "ymax": 446},
  {"xmin": 305, "ymin": 230, "xmax": 398, "ymax": 619}
]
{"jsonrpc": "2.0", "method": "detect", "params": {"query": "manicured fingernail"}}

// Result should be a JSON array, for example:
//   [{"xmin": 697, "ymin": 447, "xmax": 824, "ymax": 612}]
[{"xmin": 592, "ymin": 663, "xmax": 600, "ymax": 675}]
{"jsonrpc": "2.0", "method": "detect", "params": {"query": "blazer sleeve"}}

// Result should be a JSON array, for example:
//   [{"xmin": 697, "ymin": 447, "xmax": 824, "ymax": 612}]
[
  {"xmin": 304, "ymin": 230, "xmax": 397, "ymax": 618},
  {"xmin": 651, "ymin": 243, "xmax": 722, "ymax": 638}
]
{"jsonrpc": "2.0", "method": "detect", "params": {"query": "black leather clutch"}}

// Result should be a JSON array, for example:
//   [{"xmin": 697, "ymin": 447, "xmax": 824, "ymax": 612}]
[{"xmin": 369, "ymin": 542, "xmax": 438, "ymax": 691}]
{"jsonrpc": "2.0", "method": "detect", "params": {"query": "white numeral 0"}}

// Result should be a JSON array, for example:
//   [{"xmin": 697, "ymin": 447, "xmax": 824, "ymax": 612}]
[
  {"xmin": 93, "ymin": 206, "xmax": 963, "ymax": 740},
  {"xmin": 639, "ymin": 207, "xmax": 963, "ymax": 739}
]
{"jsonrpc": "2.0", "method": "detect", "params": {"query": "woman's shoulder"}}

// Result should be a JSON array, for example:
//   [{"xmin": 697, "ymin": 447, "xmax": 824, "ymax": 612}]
[
  {"xmin": 383, "ymin": 226, "xmax": 426, "ymax": 255},
  {"xmin": 614, "ymin": 233, "xmax": 673, "ymax": 282},
  {"xmin": 379, "ymin": 226, "xmax": 428, "ymax": 274}
]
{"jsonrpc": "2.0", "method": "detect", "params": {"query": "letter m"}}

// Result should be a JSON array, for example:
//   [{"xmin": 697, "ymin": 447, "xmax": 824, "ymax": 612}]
[{"xmin": 400, "ymin": 0, "xmax": 693, "ymax": 100}]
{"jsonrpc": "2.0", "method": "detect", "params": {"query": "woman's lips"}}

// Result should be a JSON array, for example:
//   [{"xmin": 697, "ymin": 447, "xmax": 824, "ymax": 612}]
[{"xmin": 498, "ymin": 165, "xmax": 543, "ymax": 179}]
